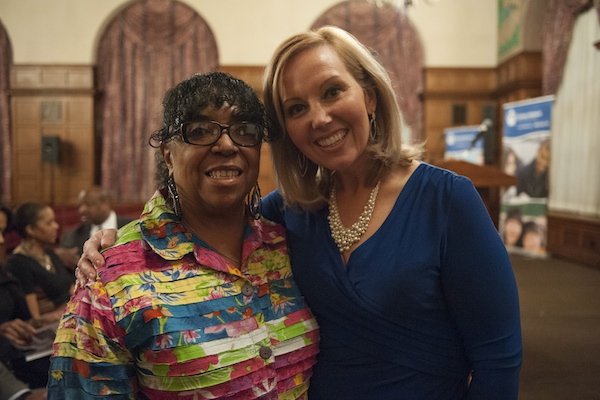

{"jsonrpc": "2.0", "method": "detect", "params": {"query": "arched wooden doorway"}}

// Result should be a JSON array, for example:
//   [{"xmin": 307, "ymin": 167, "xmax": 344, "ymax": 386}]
[
  {"xmin": 312, "ymin": 1, "xmax": 424, "ymax": 143},
  {"xmin": 96, "ymin": 0, "xmax": 218, "ymax": 202}
]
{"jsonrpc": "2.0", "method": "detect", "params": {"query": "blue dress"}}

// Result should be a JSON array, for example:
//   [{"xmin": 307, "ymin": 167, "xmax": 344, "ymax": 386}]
[{"xmin": 262, "ymin": 163, "xmax": 522, "ymax": 400}]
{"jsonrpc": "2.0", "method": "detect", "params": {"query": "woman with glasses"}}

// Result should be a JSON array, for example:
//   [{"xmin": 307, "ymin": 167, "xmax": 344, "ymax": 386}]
[{"xmin": 47, "ymin": 72, "xmax": 318, "ymax": 399}]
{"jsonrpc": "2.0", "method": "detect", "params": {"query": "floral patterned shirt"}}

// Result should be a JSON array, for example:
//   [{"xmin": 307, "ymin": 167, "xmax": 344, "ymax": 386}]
[{"xmin": 48, "ymin": 191, "xmax": 319, "ymax": 399}]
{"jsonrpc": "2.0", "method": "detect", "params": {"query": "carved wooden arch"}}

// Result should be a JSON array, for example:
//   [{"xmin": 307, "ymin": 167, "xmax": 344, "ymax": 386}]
[
  {"xmin": 96, "ymin": 0, "xmax": 218, "ymax": 202},
  {"xmin": 0, "ymin": 20, "xmax": 12, "ymax": 202},
  {"xmin": 311, "ymin": 1, "xmax": 424, "ymax": 142}
]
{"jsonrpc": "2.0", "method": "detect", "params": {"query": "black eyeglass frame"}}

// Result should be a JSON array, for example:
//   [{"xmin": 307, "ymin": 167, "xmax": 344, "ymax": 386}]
[{"xmin": 171, "ymin": 120, "xmax": 266, "ymax": 147}]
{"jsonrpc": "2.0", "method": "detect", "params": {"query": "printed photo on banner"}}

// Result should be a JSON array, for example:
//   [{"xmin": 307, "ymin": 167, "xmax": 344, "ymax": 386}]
[{"xmin": 500, "ymin": 95, "xmax": 554, "ymax": 258}]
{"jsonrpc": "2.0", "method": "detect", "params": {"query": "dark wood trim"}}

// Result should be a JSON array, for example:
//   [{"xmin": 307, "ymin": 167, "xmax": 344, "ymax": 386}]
[
  {"xmin": 547, "ymin": 212, "xmax": 600, "ymax": 268},
  {"xmin": 494, "ymin": 79, "xmax": 542, "ymax": 97},
  {"xmin": 9, "ymin": 89, "xmax": 95, "ymax": 96},
  {"xmin": 422, "ymin": 93, "xmax": 496, "ymax": 100},
  {"xmin": 10, "ymin": 64, "xmax": 94, "ymax": 91}
]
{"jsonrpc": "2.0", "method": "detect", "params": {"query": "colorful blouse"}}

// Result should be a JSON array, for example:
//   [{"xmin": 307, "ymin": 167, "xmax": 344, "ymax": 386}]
[{"xmin": 48, "ymin": 191, "xmax": 319, "ymax": 399}]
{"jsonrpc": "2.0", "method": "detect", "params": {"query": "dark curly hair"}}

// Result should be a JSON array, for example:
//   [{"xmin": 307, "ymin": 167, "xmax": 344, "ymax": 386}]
[
  {"xmin": 13, "ymin": 202, "xmax": 47, "ymax": 239},
  {"xmin": 152, "ymin": 72, "xmax": 269, "ymax": 189}
]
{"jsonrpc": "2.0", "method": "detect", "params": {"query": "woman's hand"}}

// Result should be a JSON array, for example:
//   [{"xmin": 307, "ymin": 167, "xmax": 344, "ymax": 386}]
[
  {"xmin": 32, "ymin": 312, "xmax": 61, "ymax": 328},
  {"xmin": 74, "ymin": 228, "xmax": 118, "ymax": 290},
  {"xmin": 0, "ymin": 318, "xmax": 36, "ymax": 347}
]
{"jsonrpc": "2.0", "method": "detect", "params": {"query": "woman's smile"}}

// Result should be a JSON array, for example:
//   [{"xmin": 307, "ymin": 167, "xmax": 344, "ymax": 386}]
[
  {"xmin": 207, "ymin": 168, "xmax": 242, "ymax": 179},
  {"xmin": 317, "ymin": 130, "xmax": 347, "ymax": 147}
]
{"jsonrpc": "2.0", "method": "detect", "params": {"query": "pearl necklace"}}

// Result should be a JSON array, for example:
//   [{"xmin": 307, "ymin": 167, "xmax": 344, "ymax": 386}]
[{"xmin": 328, "ymin": 181, "xmax": 381, "ymax": 253}]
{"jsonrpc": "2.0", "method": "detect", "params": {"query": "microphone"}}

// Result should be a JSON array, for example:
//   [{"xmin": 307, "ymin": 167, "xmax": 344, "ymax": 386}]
[{"xmin": 470, "ymin": 118, "xmax": 492, "ymax": 148}]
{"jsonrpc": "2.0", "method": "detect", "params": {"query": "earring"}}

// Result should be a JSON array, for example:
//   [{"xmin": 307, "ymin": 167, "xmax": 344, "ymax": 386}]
[
  {"xmin": 247, "ymin": 182, "xmax": 262, "ymax": 220},
  {"xmin": 298, "ymin": 152, "xmax": 308, "ymax": 177},
  {"xmin": 369, "ymin": 111, "xmax": 377, "ymax": 141},
  {"xmin": 167, "ymin": 174, "xmax": 182, "ymax": 219}
]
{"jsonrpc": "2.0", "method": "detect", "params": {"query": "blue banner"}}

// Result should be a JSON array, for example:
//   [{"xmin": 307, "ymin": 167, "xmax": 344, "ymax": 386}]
[
  {"xmin": 503, "ymin": 95, "xmax": 554, "ymax": 139},
  {"xmin": 500, "ymin": 95, "xmax": 554, "ymax": 258}
]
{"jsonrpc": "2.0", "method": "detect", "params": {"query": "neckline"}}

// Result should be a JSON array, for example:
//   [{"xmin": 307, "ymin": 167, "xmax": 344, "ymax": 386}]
[
  {"xmin": 331, "ymin": 162, "xmax": 425, "ymax": 266},
  {"xmin": 15, "ymin": 246, "xmax": 54, "ymax": 272}
]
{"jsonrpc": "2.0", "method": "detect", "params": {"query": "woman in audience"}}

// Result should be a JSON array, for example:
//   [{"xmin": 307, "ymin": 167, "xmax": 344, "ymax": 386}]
[
  {"xmin": 0, "ymin": 203, "xmax": 52, "ymax": 391},
  {"xmin": 6, "ymin": 203, "xmax": 74, "ymax": 321},
  {"xmin": 48, "ymin": 72, "xmax": 318, "ymax": 399}
]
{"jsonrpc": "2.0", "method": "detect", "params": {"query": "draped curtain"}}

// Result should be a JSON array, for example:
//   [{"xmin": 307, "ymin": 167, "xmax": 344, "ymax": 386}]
[
  {"xmin": 542, "ymin": 0, "xmax": 600, "ymax": 94},
  {"xmin": 0, "ymin": 21, "xmax": 12, "ymax": 203},
  {"xmin": 311, "ymin": 0, "xmax": 424, "ymax": 143},
  {"xmin": 97, "ymin": 0, "xmax": 218, "ymax": 203},
  {"xmin": 548, "ymin": 7, "xmax": 600, "ymax": 216}
]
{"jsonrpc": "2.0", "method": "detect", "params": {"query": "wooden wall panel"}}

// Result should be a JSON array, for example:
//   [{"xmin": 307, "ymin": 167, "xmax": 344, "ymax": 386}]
[
  {"xmin": 10, "ymin": 65, "xmax": 95, "ymax": 206},
  {"xmin": 496, "ymin": 52, "xmax": 542, "ymax": 107},
  {"xmin": 219, "ymin": 65, "xmax": 266, "ymax": 99},
  {"xmin": 425, "ymin": 68, "xmax": 497, "ymax": 95},
  {"xmin": 423, "ymin": 68, "xmax": 497, "ymax": 164},
  {"xmin": 258, "ymin": 144, "xmax": 277, "ymax": 196},
  {"xmin": 11, "ymin": 65, "xmax": 94, "ymax": 91},
  {"xmin": 547, "ymin": 212, "xmax": 600, "ymax": 268}
]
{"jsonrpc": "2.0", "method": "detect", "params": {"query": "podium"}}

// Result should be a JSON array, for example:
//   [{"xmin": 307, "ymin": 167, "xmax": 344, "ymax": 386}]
[{"xmin": 434, "ymin": 160, "xmax": 517, "ymax": 228}]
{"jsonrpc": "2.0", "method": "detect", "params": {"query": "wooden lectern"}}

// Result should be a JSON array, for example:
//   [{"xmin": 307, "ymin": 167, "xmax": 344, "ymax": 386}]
[{"xmin": 434, "ymin": 160, "xmax": 517, "ymax": 228}]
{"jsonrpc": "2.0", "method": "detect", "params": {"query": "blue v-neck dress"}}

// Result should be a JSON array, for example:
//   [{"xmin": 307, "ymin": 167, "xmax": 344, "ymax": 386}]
[{"xmin": 262, "ymin": 163, "xmax": 522, "ymax": 400}]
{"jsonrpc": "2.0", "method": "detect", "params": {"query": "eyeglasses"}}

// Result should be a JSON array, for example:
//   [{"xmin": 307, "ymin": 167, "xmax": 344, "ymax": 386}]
[{"xmin": 176, "ymin": 120, "xmax": 265, "ymax": 147}]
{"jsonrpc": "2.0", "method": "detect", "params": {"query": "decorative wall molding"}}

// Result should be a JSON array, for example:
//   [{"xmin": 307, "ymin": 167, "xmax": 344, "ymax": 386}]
[
  {"xmin": 496, "ymin": 51, "xmax": 542, "ymax": 98},
  {"xmin": 547, "ymin": 212, "xmax": 600, "ymax": 268},
  {"xmin": 10, "ymin": 65, "xmax": 94, "ymax": 91}
]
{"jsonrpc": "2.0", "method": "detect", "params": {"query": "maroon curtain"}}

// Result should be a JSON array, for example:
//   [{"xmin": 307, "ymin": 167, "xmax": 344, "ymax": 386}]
[
  {"xmin": 0, "ymin": 21, "xmax": 12, "ymax": 203},
  {"xmin": 97, "ymin": 0, "xmax": 218, "ymax": 202},
  {"xmin": 312, "ymin": 1, "xmax": 424, "ymax": 142},
  {"xmin": 542, "ymin": 0, "xmax": 597, "ymax": 95}
]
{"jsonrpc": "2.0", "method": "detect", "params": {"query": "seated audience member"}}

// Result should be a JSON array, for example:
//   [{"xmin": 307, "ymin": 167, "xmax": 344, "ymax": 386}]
[
  {"xmin": 0, "ymin": 361, "xmax": 47, "ymax": 400},
  {"xmin": 6, "ymin": 203, "xmax": 74, "ymax": 321},
  {"xmin": 0, "ymin": 203, "xmax": 52, "ymax": 391},
  {"xmin": 60, "ymin": 186, "xmax": 133, "ymax": 258},
  {"xmin": 0, "ymin": 316, "xmax": 52, "ymax": 390}
]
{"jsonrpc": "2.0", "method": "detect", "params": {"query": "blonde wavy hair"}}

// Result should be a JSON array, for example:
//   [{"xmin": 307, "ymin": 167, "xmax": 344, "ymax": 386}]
[{"xmin": 263, "ymin": 26, "xmax": 423, "ymax": 211}]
